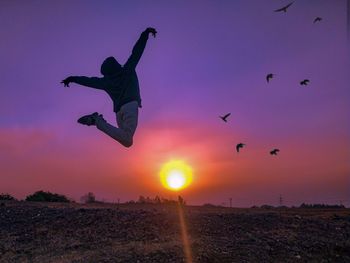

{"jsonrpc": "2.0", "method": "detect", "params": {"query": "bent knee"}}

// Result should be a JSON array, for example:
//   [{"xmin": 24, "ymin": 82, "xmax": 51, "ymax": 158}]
[{"xmin": 122, "ymin": 138, "xmax": 133, "ymax": 148}]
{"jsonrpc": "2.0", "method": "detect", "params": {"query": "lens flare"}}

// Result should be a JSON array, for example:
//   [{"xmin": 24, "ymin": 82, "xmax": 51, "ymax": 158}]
[{"xmin": 160, "ymin": 160, "xmax": 193, "ymax": 191}]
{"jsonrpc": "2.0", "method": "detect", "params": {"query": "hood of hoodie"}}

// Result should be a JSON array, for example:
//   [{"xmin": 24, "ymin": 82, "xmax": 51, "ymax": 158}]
[{"xmin": 100, "ymin": 56, "xmax": 122, "ymax": 76}]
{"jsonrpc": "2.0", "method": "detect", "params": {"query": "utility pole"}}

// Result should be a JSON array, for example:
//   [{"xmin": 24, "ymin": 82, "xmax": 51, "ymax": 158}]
[
  {"xmin": 278, "ymin": 194, "xmax": 283, "ymax": 220},
  {"xmin": 279, "ymin": 194, "xmax": 283, "ymax": 207},
  {"xmin": 347, "ymin": 0, "xmax": 350, "ymax": 42},
  {"xmin": 229, "ymin": 198, "xmax": 232, "ymax": 208}
]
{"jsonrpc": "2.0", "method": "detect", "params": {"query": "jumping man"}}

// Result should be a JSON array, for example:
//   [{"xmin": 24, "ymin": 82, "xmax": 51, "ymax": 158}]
[{"xmin": 61, "ymin": 27, "xmax": 157, "ymax": 147}]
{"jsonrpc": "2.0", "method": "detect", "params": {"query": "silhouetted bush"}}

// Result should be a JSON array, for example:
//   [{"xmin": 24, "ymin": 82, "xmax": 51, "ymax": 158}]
[
  {"xmin": 80, "ymin": 192, "xmax": 96, "ymax": 203},
  {"xmin": 135, "ymin": 195, "xmax": 183, "ymax": 205},
  {"xmin": 138, "ymin": 195, "xmax": 147, "ymax": 204},
  {"xmin": 25, "ymin": 191, "xmax": 69, "ymax": 202},
  {"xmin": 299, "ymin": 203, "xmax": 345, "ymax": 209},
  {"xmin": 0, "ymin": 193, "xmax": 16, "ymax": 201},
  {"xmin": 260, "ymin": 205, "xmax": 274, "ymax": 209},
  {"xmin": 178, "ymin": 195, "xmax": 186, "ymax": 206},
  {"xmin": 202, "ymin": 203, "xmax": 219, "ymax": 207},
  {"xmin": 154, "ymin": 195, "xmax": 161, "ymax": 204},
  {"xmin": 160, "ymin": 197, "xmax": 177, "ymax": 205}
]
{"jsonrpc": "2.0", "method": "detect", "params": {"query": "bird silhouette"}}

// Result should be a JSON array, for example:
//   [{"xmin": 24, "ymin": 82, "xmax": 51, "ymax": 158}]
[
  {"xmin": 220, "ymin": 113, "xmax": 231, "ymax": 122},
  {"xmin": 266, "ymin": 73, "xmax": 274, "ymax": 83},
  {"xmin": 236, "ymin": 143, "xmax": 245, "ymax": 153},
  {"xmin": 300, "ymin": 79, "xmax": 310, "ymax": 86},
  {"xmin": 313, "ymin": 17, "xmax": 322, "ymax": 23},
  {"xmin": 274, "ymin": 2, "xmax": 294, "ymax": 13},
  {"xmin": 270, "ymin": 149, "xmax": 280, "ymax": 155}
]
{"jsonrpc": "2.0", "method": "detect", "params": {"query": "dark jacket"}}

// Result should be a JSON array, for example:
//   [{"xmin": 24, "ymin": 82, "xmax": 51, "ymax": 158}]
[{"xmin": 72, "ymin": 30, "xmax": 149, "ymax": 113}]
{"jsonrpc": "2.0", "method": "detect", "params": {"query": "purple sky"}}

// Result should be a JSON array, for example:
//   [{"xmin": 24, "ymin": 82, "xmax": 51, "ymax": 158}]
[{"xmin": 0, "ymin": 0, "xmax": 349, "ymax": 206}]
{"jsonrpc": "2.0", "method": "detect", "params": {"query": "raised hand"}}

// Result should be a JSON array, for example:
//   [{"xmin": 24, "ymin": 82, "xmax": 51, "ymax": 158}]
[
  {"xmin": 61, "ymin": 76, "xmax": 73, "ymax": 87},
  {"xmin": 146, "ymin": 27, "xmax": 157, "ymax": 38}
]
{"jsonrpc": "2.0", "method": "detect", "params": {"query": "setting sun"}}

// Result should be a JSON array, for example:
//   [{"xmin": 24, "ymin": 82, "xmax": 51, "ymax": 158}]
[{"xmin": 160, "ymin": 160, "xmax": 193, "ymax": 191}]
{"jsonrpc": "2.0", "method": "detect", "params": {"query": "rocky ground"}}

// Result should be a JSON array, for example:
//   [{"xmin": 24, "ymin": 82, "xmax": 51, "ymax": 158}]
[{"xmin": 0, "ymin": 201, "xmax": 349, "ymax": 263}]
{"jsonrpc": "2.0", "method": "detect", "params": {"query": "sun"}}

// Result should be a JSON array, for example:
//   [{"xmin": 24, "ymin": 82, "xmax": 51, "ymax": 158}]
[{"xmin": 160, "ymin": 160, "xmax": 193, "ymax": 191}]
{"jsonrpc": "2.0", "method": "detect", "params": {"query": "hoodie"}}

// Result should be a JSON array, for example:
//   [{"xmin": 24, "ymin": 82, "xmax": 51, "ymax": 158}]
[{"xmin": 71, "ymin": 30, "xmax": 149, "ymax": 113}]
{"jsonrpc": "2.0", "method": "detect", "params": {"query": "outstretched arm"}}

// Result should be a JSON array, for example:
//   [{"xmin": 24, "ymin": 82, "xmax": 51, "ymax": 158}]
[
  {"xmin": 61, "ymin": 76, "xmax": 107, "ymax": 90},
  {"xmin": 124, "ymin": 27, "xmax": 157, "ymax": 70}
]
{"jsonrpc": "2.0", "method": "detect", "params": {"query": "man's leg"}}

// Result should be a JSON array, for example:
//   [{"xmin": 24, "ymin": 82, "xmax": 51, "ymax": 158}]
[{"xmin": 95, "ymin": 101, "xmax": 139, "ymax": 147}]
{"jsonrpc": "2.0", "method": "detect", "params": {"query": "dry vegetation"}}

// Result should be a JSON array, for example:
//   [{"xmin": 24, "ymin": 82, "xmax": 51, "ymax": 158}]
[{"xmin": 1, "ymin": 201, "xmax": 349, "ymax": 262}]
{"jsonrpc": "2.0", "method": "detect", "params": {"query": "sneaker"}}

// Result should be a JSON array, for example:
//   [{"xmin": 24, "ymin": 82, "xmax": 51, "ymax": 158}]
[{"xmin": 77, "ymin": 112, "xmax": 99, "ymax": 126}]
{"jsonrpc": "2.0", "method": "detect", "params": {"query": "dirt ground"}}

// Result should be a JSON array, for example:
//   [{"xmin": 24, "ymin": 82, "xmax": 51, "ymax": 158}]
[{"xmin": 1, "ymin": 201, "xmax": 349, "ymax": 263}]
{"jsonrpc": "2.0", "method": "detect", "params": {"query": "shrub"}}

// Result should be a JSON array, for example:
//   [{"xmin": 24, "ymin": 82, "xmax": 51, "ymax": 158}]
[
  {"xmin": 178, "ymin": 195, "xmax": 186, "ymax": 206},
  {"xmin": 25, "ymin": 191, "xmax": 70, "ymax": 202},
  {"xmin": 202, "ymin": 203, "xmax": 218, "ymax": 207},
  {"xmin": 80, "ymin": 192, "xmax": 96, "ymax": 203},
  {"xmin": 299, "ymin": 203, "xmax": 345, "ymax": 209},
  {"xmin": 260, "ymin": 205, "xmax": 274, "ymax": 209},
  {"xmin": 0, "ymin": 193, "xmax": 16, "ymax": 201},
  {"xmin": 136, "ymin": 195, "xmax": 179, "ymax": 205}
]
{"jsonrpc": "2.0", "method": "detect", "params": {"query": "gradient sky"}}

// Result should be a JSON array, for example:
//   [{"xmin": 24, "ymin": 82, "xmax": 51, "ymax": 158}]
[{"xmin": 0, "ymin": 0, "xmax": 349, "ymax": 206}]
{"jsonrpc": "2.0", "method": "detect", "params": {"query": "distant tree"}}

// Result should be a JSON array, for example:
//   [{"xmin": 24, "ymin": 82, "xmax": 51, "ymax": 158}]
[
  {"xmin": 138, "ymin": 195, "xmax": 146, "ymax": 204},
  {"xmin": 0, "ymin": 193, "xmax": 16, "ymax": 201},
  {"xmin": 178, "ymin": 195, "xmax": 186, "ymax": 206},
  {"xmin": 154, "ymin": 195, "xmax": 161, "ymax": 204},
  {"xmin": 25, "ymin": 191, "xmax": 69, "ymax": 202},
  {"xmin": 80, "ymin": 192, "xmax": 96, "ymax": 203}
]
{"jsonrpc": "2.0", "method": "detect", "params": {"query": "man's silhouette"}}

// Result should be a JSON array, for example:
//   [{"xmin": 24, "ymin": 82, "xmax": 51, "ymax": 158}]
[{"xmin": 61, "ymin": 27, "xmax": 157, "ymax": 147}]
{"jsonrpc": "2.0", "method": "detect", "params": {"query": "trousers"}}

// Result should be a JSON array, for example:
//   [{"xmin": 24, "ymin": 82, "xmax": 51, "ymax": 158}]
[{"xmin": 96, "ymin": 101, "xmax": 139, "ymax": 147}]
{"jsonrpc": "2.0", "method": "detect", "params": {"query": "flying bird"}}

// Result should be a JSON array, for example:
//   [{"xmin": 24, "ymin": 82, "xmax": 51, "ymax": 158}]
[
  {"xmin": 236, "ymin": 143, "xmax": 245, "ymax": 153},
  {"xmin": 313, "ymin": 17, "xmax": 322, "ymax": 23},
  {"xmin": 270, "ymin": 149, "xmax": 280, "ymax": 155},
  {"xmin": 274, "ymin": 2, "xmax": 294, "ymax": 13},
  {"xmin": 266, "ymin": 73, "xmax": 274, "ymax": 83},
  {"xmin": 220, "ymin": 113, "xmax": 231, "ymax": 122},
  {"xmin": 300, "ymin": 79, "xmax": 310, "ymax": 86}
]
